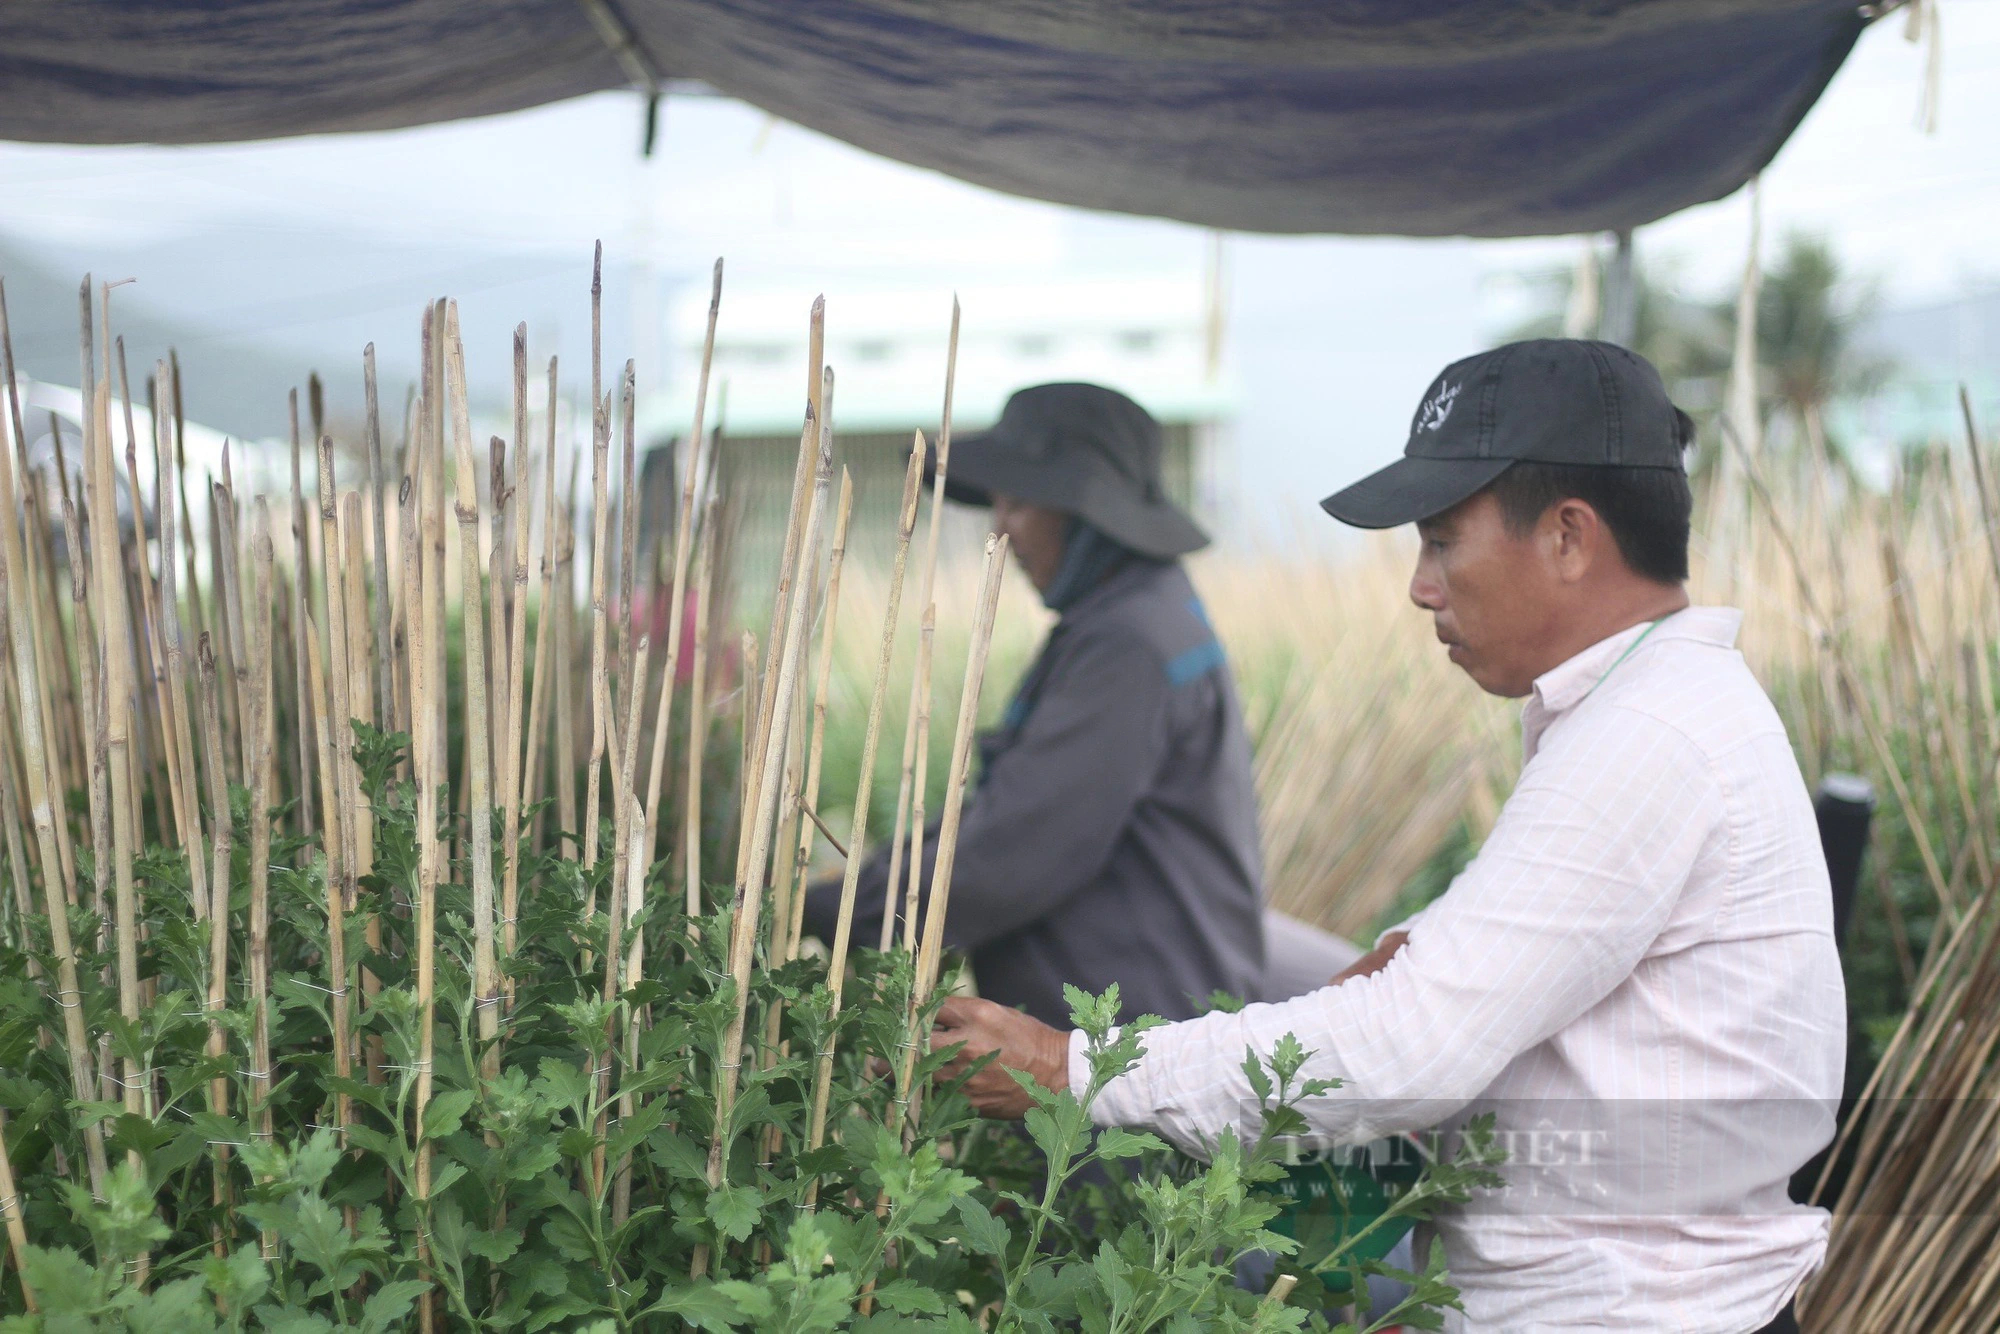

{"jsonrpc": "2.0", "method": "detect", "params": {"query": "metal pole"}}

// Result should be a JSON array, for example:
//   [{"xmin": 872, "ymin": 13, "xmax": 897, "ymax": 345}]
[{"xmin": 1599, "ymin": 228, "xmax": 1637, "ymax": 347}]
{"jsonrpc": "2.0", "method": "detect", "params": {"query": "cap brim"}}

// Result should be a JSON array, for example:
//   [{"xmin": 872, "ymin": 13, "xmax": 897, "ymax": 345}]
[
  {"xmin": 922, "ymin": 433, "xmax": 1004, "ymax": 507},
  {"xmin": 1319, "ymin": 455, "xmax": 1514, "ymax": 530},
  {"xmin": 919, "ymin": 437, "xmax": 1209, "ymax": 559}
]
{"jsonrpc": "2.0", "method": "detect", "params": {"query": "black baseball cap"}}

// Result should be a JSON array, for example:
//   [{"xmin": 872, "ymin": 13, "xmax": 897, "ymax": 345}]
[{"xmin": 1320, "ymin": 339, "xmax": 1695, "ymax": 530}]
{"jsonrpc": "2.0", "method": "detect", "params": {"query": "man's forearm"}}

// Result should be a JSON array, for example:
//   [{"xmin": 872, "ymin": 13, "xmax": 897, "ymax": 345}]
[
  {"xmin": 1071, "ymin": 971, "xmax": 1467, "ymax": 1159},
  {"xmin": 1330, "ymin": 930, "xmax": 1407, "ymax": 985}
]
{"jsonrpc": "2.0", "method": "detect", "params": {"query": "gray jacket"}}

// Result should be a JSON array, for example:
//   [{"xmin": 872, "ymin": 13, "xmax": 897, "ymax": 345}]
[{"xmin": 802, "ymin": 559, "xmax": 1264, "ymax": 1027}]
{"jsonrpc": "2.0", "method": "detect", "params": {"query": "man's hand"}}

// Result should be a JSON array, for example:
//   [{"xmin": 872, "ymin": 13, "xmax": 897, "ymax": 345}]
[
  {"xmin": 1330, "ymin": 929, "xmax": 1408, "ymax": 986},
  {"xmin": 932, "ymin": 996, "xmax": 1072, "ymax": 1120}
]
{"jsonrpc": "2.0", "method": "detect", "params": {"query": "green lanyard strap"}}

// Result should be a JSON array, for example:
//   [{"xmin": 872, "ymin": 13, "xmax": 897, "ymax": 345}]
[{"xmin": 1583, "ymin": 617, "xmax": 1667, "ymax": 702}]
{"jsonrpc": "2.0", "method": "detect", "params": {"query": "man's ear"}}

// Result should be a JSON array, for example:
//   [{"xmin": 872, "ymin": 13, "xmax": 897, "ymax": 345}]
[{"xmin": 1549, "ymin": 497, "xmax": 1602, "ymax": 583}]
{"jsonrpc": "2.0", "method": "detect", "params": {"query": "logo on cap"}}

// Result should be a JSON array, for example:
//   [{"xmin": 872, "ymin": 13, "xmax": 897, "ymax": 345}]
[{"xmin": 1416, "ymin": 380, "xmax": 1461, "ymax": 434}]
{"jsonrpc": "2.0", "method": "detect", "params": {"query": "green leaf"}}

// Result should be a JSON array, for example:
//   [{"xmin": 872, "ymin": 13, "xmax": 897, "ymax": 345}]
[
  {"xmin": 521, "ymin": 1295, "xmax": 596, "ymax": 1332},
  {"xmin": 465, "ymin": 1226, "xmax": 523, "ymax": 1264},
  {"xmin": 647, "ymin": 1282, "xmax": 743, "ymax": 1332},
  {"xmin": 357, "ymin": 1279, "xmax": 432, "ymax": 1334},
  {"xmin": 202, "ymin": 1245, "xmax": 271, "ymax": 1315},
  {"xmin": 704, "ymin": 1183, "xmax": 761, "ymax": 1243},
  {"xmin": 952, "ymin": 1196, "xmax": 1009, "ymax": 1258},
  {"xmin": 1093, "ymin": 1127, "xmax": 1168, "ymax": 1160},
  {"xmin": 1242, "ymin": 1046, "xmax": 1274, "ymax": 1103},
  {"xmin": 712, "ymin": 1279, "xmax": 776, "ymax": 1323},
  {"xmin": 426, "ymin": 1158, "xmax": 469, "ymax": 1200},
  {"xmin": 871, "ymin": 1279, "xmax": 946, "ymax": 1315},
  {"xmin": 1270, "ymin": 1032, "xmax": 1310, "ymax": 1085},
  {"xmin": 291, "ymin": 1130, "xmax": 344, "ymax": 1191},
  {"xmin": 422, "ymin": 1088, "xmax": 477, "ymax": 1139},
  {"xmin": 289, "ymin": 1193, "xmax": 368, "ymax": 1291},
  {"xmin": 127, "ymin": 1275, "xmax": 219, "ymax": 1334},
  {"xmin": 21, "ymin": 1245, "xmax": 104, "ymax": 1314}
]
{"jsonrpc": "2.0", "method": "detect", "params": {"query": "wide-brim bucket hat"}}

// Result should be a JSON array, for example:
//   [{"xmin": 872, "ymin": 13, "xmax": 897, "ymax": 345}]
[{"xmin": 929, "ymin": 382, "xmax": 1208, "ymax": 559}]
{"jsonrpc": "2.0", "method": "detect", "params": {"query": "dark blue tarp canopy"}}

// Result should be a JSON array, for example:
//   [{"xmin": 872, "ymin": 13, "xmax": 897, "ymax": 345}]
[{"xmin": 0, "ymin": 1, "xmax": 1867, "ymax": 237}]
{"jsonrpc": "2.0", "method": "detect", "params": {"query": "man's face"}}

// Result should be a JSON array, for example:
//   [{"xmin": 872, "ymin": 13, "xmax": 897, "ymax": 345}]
[
  {"xmin": 990, "ymin": 493, "xmax": 1069, "ymax": 592},
  {"xmin": 1410, "ymin": 491, "xmax": 1563, "ymax": 698}
]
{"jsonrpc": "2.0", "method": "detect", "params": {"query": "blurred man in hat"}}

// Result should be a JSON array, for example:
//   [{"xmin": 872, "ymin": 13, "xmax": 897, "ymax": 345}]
[
  {"xmin": 927, "ymin": 343, "xmax": 1843, "ymax": 1333},
  {"xmin": 801, "ymin": 382, "xmax": 1264, "ymax": 1027}
]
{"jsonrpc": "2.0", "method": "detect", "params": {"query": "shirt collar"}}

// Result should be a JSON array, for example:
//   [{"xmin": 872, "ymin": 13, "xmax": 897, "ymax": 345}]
[{"xmin": 1522, "ymin": 606, "xmax": 1742, "ymax": 744}]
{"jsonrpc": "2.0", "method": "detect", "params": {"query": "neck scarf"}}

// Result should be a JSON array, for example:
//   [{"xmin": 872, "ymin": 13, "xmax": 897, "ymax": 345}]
[{"xmin": 1040, "ymin": 518, "xmax": 1129, "ymax": 613}]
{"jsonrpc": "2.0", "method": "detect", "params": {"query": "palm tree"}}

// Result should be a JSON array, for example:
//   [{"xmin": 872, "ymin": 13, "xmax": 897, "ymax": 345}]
[{"xmin": 1748, "ymin": 232, "xmax": 1895, "ymax": 473}]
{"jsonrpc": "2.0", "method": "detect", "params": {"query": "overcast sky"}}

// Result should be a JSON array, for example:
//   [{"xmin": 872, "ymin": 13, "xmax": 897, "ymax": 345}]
[{"xmin": 0, "ymin": 2, "xmax": 1993, "ymax": 538}]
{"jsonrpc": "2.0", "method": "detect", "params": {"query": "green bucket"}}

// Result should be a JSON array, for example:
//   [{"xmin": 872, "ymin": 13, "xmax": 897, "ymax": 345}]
[{"xmin": 1265, "ymin": 1137, "xmax": 1423, "ymax": 1292}]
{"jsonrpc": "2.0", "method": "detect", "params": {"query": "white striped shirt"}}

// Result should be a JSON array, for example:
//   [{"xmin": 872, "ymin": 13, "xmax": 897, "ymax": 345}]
[{"xmin": 1075, "ymin": 607, "xmax": 1845, "ymax": 1332}]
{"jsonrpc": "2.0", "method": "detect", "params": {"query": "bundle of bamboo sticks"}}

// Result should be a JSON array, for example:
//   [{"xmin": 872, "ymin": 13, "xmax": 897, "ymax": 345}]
[
  {"xmin": 1700, "ymin": 402, "xmax": 2000, "ymax": 1333},
  {"xmin": 0, "ymin": 254, "xmax": 1007, "ymax": 1314}
]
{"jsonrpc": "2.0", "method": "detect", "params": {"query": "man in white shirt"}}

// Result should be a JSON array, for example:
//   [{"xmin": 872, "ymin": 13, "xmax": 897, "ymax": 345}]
[{"xmin": 932, "ymin": 339, "xmax": 1846, "ymax": 1333}]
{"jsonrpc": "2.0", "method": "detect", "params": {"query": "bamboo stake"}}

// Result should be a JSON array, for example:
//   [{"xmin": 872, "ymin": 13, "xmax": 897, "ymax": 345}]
[
  {"xmin": 913, "ymin": 538, "xmax": 1009, "ymax": 1003},
  {"xmin": 206, "ymin": 469, "xmax": 243, "ymax": 783},
  {"xmin": 785, "ymin": 467, "xmax": 853, "ymax": 959},
  {"xmin": 802, "ymin": 445, "xmax": 923, "ymax": 1209},
  {"xmin": 600, "ymin": 623, "xmax": 649, "ymax": 1202},
  {"xmin": 883, "ymin": 297, "xmax": 959, "ymax": 946},
  {"xmin": 0, "ymin": 287, "xmax": 106, "ymax": 1192},
  {"xmin": 442, "ymin": 305, "xmax": 502, "ymax": 1075},
  {"xmin": 584, "ymin": 370, "xmax": 613, "ymax": 878},
  {"xmin": 683, "ymin": 505, "xmax": 718, "ymax": 925},
  {"xmin": 303, "ymin": 614, "xmax": 353, "ymax": 1140},
  {"xmin": 84, "ymin": 363, "xmax": 145, "ymax": 1148},
  {"xmin": 342, "ymin": 496, "xmax": 382, "ymax": 1084},
  {"xmin": 246, "ymin": 504, "xmax": 276, "ymax": 1254},
  {"xmin": 30, "ymin": 439, "xmax": 79, "ymax": 912},
  {"xmin": 737, "ymin": 378, "xmax": 823, "ymax": 903},
  {"xmin": 196, "ymin": 636, "xmax": 234, "ymax": 1247},
  {"xmin": 0, "ymin": 623, "xmax": 41, "ymax": 987},
  {"xmin": 748, "ymin": 300, "xmax": 824, "ymax": 815},
  {"xmin": 318, "ymin": 437, "xmax": 367, "ymax": 1126},
  {"xmin": 641, "ymin": 259, "xmax": 722, "ymax": 864},
  {"xmin": 289, "ymin": 391, "xmax": 316, "ymax": 838},
  {"xmin": 119, "ymin": 340, "xmax": 182, "ymax": 848},
  {"xmin": 896, "ymin": 607, "xmax": 937, "ymax": 955},
  {"xmin": 212, "ymin": 475, "xmax": 252, "ymax": 783},
  {"xmin": 616, "ymin": 357, "xmax": 640, "ymax": 738},
  {"xmin": 424, "ymin": 302, "xmax": 450, "ymax": 825},
  {"xmin": 6, "ymin": 391, "xmax": 79, "ymax": 834},
  {"xmin": 395, "ymin": 471, "xmax": 418, "ymax": 789},
  {"xmin": 405, "ymin": 424, "xmax": 441, "ymax": 1332},
  {"xmin": 0, "ymin": 1110, "xmax": 33, "ymax": 1313},
  {"xmin": 364, "ymin": 344, "xmax": 395, "ymax": 733},
  {"xmin": 154, "ymin": 362, "xmax": 211, "ymax": 932},
  {"xmin": 607, "ymin": 364, "xmax": 641, "ymax": 897},
  {"xmin": 488, "ymin": 437, "xmax": 511, "ymax": 795},
  {"xmin": 610, "ymin": 794, "xmax": 647, "ymax": 1225},
  {"xmin": 521, "ymin": 358, "xmax": 560, "ymax": 831},
  {"xmin": 1721, "ymin": 417, "xmax": 1955, "ymax": 916},
  {"xmin": 500, "ymin": 329, "xmax": 535, "ymax": 1005},
  {"xmin": 57, "ymin": 478, "xmax": 113, "ymax": 1066},
  {"xmin": 897, "ymin": 536, "xmax": 1009, "ymax": 1135},
  {"xmin": 734, "ymin": 633, "xmax": 759, "ymax": 895},
  {"xmin": 553, "ymin": 494, "xmax": 580, "ymax": 857},
  {"xmin": 697, "ymin": 412, "xmax": 829, "ymax": 1277}
]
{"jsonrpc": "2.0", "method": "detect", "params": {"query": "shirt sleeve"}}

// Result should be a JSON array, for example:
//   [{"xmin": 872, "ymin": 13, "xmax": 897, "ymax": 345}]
[{"xmin": 1082, "ymin": 704, "xmax": 1723, "ymax": 1157}]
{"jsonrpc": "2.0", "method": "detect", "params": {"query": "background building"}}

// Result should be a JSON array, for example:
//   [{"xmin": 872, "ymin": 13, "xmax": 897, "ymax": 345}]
[{"xmin": 640, "ymin": 274, "xmax": 1236, "ymax": 591}]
